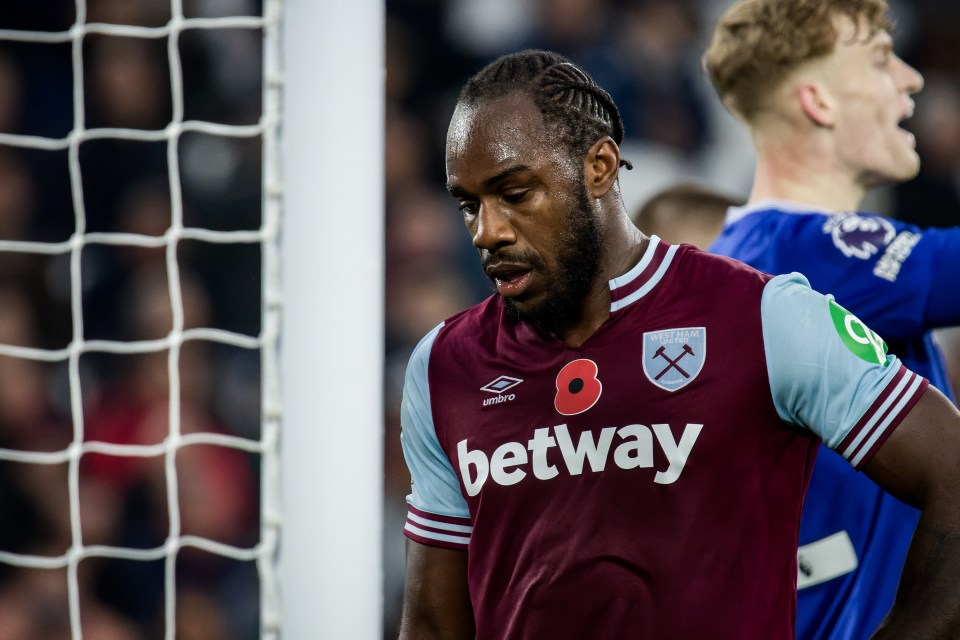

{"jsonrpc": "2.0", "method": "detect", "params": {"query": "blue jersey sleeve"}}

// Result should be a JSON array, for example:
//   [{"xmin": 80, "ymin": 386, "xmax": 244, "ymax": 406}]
[
  {"xmin": 761, "ymin": 273, "xmax": 928, "ymax": 467},
  {"xmin": 400, "ymin": 323, "xmax": 472, "ymax": 523},
  {"xmin": 713, "ymin": 208, "xmax": 960, "ymax": 337}
]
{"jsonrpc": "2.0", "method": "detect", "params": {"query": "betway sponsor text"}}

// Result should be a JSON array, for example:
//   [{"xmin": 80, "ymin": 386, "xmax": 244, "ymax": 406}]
[{"xmin": 457, "ymin": 422, "xmax": 703, "ymax": 496}]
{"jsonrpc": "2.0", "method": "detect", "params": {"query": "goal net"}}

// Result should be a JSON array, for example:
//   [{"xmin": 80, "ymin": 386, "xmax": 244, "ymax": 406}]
[
  {"xmin": 0, "ymin": 1, "xmax": 384, "ymax": 636},
  {"xmin": 0, "ymin": 1, "xmax": 278, "ymax": 638}
]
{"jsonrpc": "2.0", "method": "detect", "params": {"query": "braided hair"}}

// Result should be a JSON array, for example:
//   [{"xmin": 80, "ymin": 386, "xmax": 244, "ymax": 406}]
[{"xmin": 457, "ymin": 49, "xmax": 633, "ymax": 170}]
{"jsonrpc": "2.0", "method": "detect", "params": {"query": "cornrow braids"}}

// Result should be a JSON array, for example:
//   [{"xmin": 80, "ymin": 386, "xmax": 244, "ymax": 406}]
[{"xmin": 458, "ymin": 49, "xmax": 633, "ymax": 170}]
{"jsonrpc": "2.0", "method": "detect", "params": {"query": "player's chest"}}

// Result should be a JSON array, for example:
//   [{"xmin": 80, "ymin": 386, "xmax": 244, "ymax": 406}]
[{"xmin": 430, "ymin": 323, "xmax": 775, "ymax": 474}]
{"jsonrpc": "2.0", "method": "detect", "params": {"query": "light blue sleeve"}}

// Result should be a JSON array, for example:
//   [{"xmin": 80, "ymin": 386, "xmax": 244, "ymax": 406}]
[
  {"xmin": 400, "ymin": 322, "xmax": 471, "ymax": 518},
  {"xmin": 761, "ymin": 273, "xmax": 909, "ymax": 449}
]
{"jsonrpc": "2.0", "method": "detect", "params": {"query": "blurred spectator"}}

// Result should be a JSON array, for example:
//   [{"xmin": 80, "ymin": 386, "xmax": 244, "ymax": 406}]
[
  {"xmin": 0, "ymin": 2, "xmax": 264, "ymax": 636},
  {"xmin": 0, "ymin": 564, "xmax": 143, "ymax": 640},
  {"xmin": 0, "ymin": 53, "xmax": 24, "ymax": 134},
  {"xmin": 595, "ymin": 0, "xmax": 712, "ymax": 156},
  {"xmin": 632, "ymin": 181, "xmax": 741, "ymax": 248},
  {"xmin": 527, "ymin": 0, "xmax": 613, "ymax": 54},
  {"xmin": 0, "ymin": 149, "xmax": 37, "ymax": 241},
  {"xmin": 87, "ymin": 0, "xmax": 170, "ymax": 26},
  {"xmin": 0, "ymin": 283, "xmax": 72, "ymax": 454},
  {"xmin": 79, "ymin": 263, "xmax": 259, "ymax": 636},
  {"xmin": 86, "ymin": 36, "xmax": 171, "ymax": 131}
]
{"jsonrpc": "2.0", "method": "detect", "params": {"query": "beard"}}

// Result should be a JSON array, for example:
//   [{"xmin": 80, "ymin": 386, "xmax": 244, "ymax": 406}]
[{"xmin": 499, "ymin": 179, "xmax": 602, "ymax": 331}]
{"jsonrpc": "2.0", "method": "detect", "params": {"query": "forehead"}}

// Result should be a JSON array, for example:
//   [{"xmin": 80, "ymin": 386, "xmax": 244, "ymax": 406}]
[
  {"xmin": 446, "ymin": 92, "xmax": 568, "ymax": 187},
  {"xmin": 833, "ymin": 13, "xmax": 892, "ymax": 55}
]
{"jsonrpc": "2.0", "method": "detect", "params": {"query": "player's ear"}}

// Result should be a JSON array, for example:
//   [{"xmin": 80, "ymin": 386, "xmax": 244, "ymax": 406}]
[
  {"xmin": 584, "ymin": 136, "xmax": 620, "ymax": 198},
  {"xmin": 797, "ymin": 81, "xmax": 836, "ymax": 128}
]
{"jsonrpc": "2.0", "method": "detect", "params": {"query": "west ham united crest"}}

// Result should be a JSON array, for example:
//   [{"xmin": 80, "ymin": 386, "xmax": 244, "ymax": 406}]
[{"xmin": 642, "ymin": 327, "xmax": 706, "ymax": 392}]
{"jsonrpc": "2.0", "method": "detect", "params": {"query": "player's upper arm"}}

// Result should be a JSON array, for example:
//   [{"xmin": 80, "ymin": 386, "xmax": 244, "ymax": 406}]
[
  {"xmin": 862, "ymin": 384, "xmax": 960, "ymax": 510},
  {"xmin": 761, "ymin": 273, "xmax": 928, "ymax": 468},
  {"xmin": 400, "ymin": 323, "xmax": 473, "ymax": 548}
]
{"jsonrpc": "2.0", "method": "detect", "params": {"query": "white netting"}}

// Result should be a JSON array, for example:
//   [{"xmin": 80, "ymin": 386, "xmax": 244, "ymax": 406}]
[{"xmin": 0, "ymin": 1, "xmax": 281, "ymax": 638}]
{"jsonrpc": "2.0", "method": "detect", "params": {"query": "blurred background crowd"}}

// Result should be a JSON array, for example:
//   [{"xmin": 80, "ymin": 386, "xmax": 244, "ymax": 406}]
[
  {"xmin": 0, "ymin": 1, "xmax": 264, "ymax": 638},
  {"xmin": 0, "ymin": 0, "xmax": 957, "ymax": 638},
  {"xmin": 382, "ymin": 0, "xmax": 960, "ymax": 637}
]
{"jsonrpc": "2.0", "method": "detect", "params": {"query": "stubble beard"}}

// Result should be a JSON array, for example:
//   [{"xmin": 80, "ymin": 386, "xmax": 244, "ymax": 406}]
[{"xmin": 501, "ymin": 181, "xmax": 602, "ymax": 332}]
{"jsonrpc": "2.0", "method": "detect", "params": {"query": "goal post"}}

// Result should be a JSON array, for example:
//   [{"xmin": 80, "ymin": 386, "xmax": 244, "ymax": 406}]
[{"xmin": 278, "ymin": 0, "xmax": 385, "ymax": 638}]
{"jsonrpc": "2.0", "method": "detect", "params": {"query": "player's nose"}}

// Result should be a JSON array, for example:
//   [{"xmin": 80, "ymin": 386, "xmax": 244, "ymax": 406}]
[
  {"xmin": 472, "ymin": 202, "xmax": 516, "ymax": 251},
  {"xmin": 896, "ymin": 56, "xmax": 924, "ymax": 95}
]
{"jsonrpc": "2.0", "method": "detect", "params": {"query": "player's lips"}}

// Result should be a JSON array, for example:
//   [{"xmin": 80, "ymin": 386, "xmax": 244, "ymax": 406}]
[
  {"xmin": 486, "ymin": 263, "xmax": 533, "ymax": 297},
  {"xmin": 897, "ymin": 127, "xmax": 916, "ymax": 146},
  {"xmin": 897, "ymin": 102, "xmax": 916, "ymax": 144},
  {"xmin": 901, "ymin": 99, "xmax": 915, "ymax": 121}
]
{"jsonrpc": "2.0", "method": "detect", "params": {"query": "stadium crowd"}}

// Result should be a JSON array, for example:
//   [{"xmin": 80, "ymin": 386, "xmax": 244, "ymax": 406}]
[{"xmin": 0, "ymin": 1, "xmax": 263, "ymax": 638}]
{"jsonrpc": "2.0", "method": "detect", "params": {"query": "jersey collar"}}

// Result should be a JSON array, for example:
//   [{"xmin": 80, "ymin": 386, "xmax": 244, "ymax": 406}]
[{"xmin": 608, "ymin": 235, "xmax": 679, "ymax": 312}]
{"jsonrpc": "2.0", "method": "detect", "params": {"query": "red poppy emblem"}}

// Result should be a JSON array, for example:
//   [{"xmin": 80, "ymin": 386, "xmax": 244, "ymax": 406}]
[{"xmin": 554, "ymin": 358, "xmax": 602, "ymax": 416}]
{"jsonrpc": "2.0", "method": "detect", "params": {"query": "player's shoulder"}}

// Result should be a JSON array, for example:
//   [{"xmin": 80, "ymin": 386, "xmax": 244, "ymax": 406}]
[
  {"xmin": 674, "ymin": 241, "xmax": 774, "ymax": 290},
  {"xmin": 439, "ymin": 293, "xmax": 499, "ymax": 333},
  {"xmin": 759, "ymin": 271, "xmax": 820, "ymax": 308},
  {"xmin": 416, "ymin": 294, "xmax": 502, "ymax": 357}
]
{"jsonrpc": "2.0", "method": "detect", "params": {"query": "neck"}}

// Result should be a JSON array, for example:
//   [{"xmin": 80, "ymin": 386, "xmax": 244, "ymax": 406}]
[
  {"xmin": 749, "ymin": 127, "xmax": 866, "ymax": 214},
  {"xmin": 750, "ymin": 164, "xmax": 865, "ymax": 213},
  {"xmin": 555, "ymin": 210, "xmax": 647, "ymax": 349}
]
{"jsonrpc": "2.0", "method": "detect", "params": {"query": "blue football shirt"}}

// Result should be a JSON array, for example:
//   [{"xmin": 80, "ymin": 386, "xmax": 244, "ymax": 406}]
[{"xmin": 710, "ymin": 200, "xmax": 960, "ymax": 639}]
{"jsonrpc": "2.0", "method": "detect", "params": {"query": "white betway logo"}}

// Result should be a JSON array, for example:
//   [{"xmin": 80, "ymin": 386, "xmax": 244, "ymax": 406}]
[{"xmin": 457, "ymin": 422, "xmax": 703, "ymax": 496}]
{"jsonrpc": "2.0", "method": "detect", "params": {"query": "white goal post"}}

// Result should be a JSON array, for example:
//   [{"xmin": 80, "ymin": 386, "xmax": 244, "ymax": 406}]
[{"xmin": 279, "ymin": 0, "xmax": 385, "ymax": 638}]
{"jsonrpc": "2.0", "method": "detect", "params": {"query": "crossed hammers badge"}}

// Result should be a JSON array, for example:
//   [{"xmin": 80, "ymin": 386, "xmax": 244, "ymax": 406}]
[{"xmin": 642, "ymin": 328, "xmax": 706, "ymax": 392}]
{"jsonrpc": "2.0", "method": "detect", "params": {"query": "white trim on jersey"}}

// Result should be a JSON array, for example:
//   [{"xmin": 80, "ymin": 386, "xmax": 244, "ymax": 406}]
[
  {"xmin": 610, "ymin": 238, "xmax": 680, "ymax": 312},
  {"xmin": 404, "ymin": 522, "xmax": 472, "ymax": 546},
  {"xmin": 844, "ymin": 370, "xmax": 924, "ymax": 467},
  {"xmin": 407, "ymin": 511, "xmax": 474, "ymax": 534}
]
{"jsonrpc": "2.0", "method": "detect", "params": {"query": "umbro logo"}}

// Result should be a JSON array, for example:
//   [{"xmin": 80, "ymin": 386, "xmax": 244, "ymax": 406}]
[
  {"xmin": 481, "ymin": 375, "xmax": 522, "ymax": 407},
  {"xmin": 481, "ymin": 375, "xmax": 522, "ymax": 393}
]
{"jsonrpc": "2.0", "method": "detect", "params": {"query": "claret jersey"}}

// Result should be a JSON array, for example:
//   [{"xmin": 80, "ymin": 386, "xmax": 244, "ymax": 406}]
[{"xmin": 400, "ymin": 237, "xmax": 927, "ymax": 640}]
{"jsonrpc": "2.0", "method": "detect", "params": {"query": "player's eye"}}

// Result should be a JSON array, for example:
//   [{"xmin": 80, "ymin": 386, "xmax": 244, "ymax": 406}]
[
  {"xmin": 458, "ymin": 201, "xmax": 479, "ymax": 217},
  {"xmin": 502, "ymin": 190, "xmax": 529, "ymax": 205}
]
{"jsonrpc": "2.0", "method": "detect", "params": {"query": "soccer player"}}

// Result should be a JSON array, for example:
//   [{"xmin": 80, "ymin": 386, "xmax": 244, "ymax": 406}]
[
  {"xmin": 398, "ymin": 49, "xmax": 960, "ymax": 639},
  {"xmin": 703, "ymin": 1, "xmax": 960, "ymax": 637}
]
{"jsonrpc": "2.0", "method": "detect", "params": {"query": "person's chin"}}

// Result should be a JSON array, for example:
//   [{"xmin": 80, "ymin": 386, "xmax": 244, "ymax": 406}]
[
  {"xmin": 502, "ymin": 293, "xmax": 550, "ymax": 325},
  {"xmin": 898, "ymin": 134, "xmax": 922, "ymax": 175},
  {"xmin": 869, "ymin": 153, "xmax": 920, "ymax": 186},
  {"xmin": 898, "ymin": 153, "xmax": 922, "ymax": 181}
]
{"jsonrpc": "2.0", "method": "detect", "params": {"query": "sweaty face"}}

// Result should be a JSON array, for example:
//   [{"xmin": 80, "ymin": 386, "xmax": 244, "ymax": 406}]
[
  {"xmin": 445, "ymin": 92, "xmax": 602, "ymax": 331},
  {"xmin": 824, "ymin": 15, "xmax": 924, "ymax": 187},
  {"xmin": 496, "ymin": 180, "xmax": 601, "ymax": 328}
]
